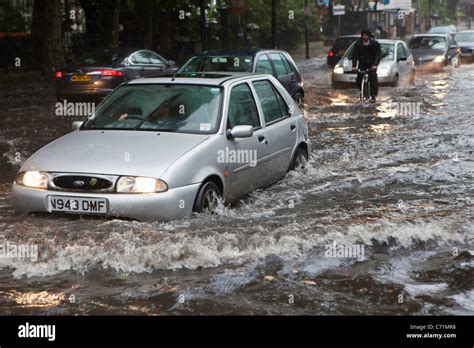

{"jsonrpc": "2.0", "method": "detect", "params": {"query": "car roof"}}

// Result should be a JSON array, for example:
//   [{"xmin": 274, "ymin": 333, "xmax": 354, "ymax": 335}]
[
  {"xmin": 337, "ymin": 35, "xmax": 360, "ymax": 38},
  {"xmin": 127, "ymin": 72, "xmax": 270, "ymax": 86},
  {"xmin": 377, "ymin": 39, "xmax": 401, "ymax": 44},
  {"xmin": 413, "ymin": 33, "xmax": 451, "ymax": 37},
  {"xmin": 196, "ymin": 49, "xmax": 289, "ymax": 56}
]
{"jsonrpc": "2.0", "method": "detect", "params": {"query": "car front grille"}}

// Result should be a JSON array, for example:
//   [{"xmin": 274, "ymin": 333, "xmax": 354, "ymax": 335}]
[
  {"xmin": 461, "ymin": 47, "xmax": 472, "ymax": 54},
  {"xmin": 51, "ymin": 175, "xmax": 114, "ymax": 192}
]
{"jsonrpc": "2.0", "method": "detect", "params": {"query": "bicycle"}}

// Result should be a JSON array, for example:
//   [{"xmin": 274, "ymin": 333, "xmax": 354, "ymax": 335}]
[{"xmin": 358, "ymin": 69, "xmax": 371, "ymax": 103}]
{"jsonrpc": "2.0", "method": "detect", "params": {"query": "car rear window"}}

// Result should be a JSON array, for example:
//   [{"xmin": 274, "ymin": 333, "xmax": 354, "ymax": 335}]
[
  {"xmin": 408, "ymin": 36, "xmax": 447, "ymax": 50},
  {"xmin": 180, "ymin": 56, "xmax": 253, "ymax": 73},
  {"xmin": 335, "ymin": 37, "xmax": 357, "ymax": 49},
  {"xmin": 76, "ymin": 51, "xmax": 125, "ymax": 66}
]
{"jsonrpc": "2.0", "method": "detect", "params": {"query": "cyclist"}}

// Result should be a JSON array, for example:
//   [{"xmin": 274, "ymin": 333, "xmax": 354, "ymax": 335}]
[{"xmin": 351, "ymin": 29, "xmax": 381, "ymax": 103}]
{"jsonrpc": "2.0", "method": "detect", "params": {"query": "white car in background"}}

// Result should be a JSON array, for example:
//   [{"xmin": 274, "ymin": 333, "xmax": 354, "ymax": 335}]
[{"xmin": 332, "ymin": 39, "xmax": 416, "ymax": 88}]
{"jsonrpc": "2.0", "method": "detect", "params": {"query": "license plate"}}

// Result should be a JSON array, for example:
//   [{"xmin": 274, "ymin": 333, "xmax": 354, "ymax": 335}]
[
  {"xmin": 48, "ymin": 196, "xmax": 108, "ymax": 214},
  {"xmin": 348, "ymin": 75, "xmax": 356, "ymax": 81},
  {"xmin": 71, "ymin": 75, "xmax": 92, "ymax": 82}
]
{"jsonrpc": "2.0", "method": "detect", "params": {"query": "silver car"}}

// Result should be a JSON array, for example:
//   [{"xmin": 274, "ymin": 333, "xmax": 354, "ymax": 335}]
[
  {"xmin": 332, "ymin": 39, "xmax": 415, "ymax": 88},
  {"xmin": 13, "ymin": 73, "xmax": 311, "ymax": 221}
]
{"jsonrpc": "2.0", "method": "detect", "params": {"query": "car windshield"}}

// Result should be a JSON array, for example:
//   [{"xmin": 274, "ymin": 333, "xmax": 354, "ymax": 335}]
[
  {"xmin": 408, "ymin": 36, "xmax": 447, "ymax": 50},
  {"xmin": 345, "ymin": 43, "xmax": 394, "ymax": 61},
  {"xmin": 429, "ymin": 26, "xmax": 454, "ymax": 34},
  {"xmin": 180, "ymin": 56, "xmax": 254, "ymax": 73},
  {"xmin": 82, "ymin": 84, "xmax": 222, "ymax": 133},
  {"xmin": 76, "ymin": 51, "xmax": 126, "ymax": 66},
  {"xmin": 454, "ymin": 32, "xmax": 474, "ymax": 42},
  {"xmin": 334, "ymin": 37, "xmax": 357, "ymax": 50}
]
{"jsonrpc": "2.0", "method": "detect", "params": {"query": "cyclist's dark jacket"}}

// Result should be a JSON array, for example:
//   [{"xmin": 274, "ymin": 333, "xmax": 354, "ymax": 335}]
[{"xmin": 352, "ymin": 37, "xmax": 381, "ymax": 70}]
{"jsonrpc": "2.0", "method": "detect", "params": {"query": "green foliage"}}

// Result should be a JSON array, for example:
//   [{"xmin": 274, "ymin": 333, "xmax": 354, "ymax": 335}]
[{"xmin": 235, "ymin": 0, "xmax": 319, "ymax": 49}]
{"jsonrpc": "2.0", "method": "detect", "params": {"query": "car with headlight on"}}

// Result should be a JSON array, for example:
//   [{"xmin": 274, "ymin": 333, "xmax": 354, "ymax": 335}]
[
  {"xmin": 13, "ymin": 73, "xmax": 311, "ymax": 221},
  {"xmin": 408, "ymin": 34, "xmax": 461, "ymax": 70},
  {"xmin": 453, "ymin": 30, "xmax": 474, "ymax": 62},
  {"xmin": 332, "ymin": 39, "xmax": 415, "ymax": 88}
]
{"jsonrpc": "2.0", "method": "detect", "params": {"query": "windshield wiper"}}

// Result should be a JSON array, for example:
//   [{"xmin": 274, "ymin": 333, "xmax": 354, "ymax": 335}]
[{"xmin": 134, "ymin": 93, "xmax": 183, "ymax": 130}]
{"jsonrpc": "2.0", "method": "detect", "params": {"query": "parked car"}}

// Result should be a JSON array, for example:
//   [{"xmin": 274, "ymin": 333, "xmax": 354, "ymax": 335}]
[
  {"xmin": 178, "ymin": 49, "xmax": 305, "ymax": 107},
  {"xmin": 428, "ymin": 25, "xmax": 457, "ymax": 35},
  {"xmin": 332, "ymin": 39, "xmax": 415, "ymax": 88},
  {"xmin": 13, "ymin": 73, "xmax": 311, "ymax": 221},
  {"xmin": 55, "ymin": 48, "xmax": 178, "ymax": 102},
  {"xmin": 453, "ymin": 30, "xmax": 474, "ymax": 62},
  {"xmin": 327, "ymin": 35, "xmax": 359, "ymax": 67},
  {"xmin": 408, "ymin": 34, "xmax": 461, "ymax": 69}
]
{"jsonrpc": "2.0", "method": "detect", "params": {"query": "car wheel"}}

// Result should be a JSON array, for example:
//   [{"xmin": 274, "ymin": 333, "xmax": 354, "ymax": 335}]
[
  {"xmin": 391, "ymin": 74, "xmax": 399, "ymax": 87},
  {"xmin": 193, "ymin": 181, "xmax": 222, "ymax": 214},
  {"xmin": 451, "ymin": 55, "xmax": 460, "ymax": 68},
  {"xmin": 294, "ymin": 93, "xmax": 304, "ymax": 109},
  {"xmin": 290, "ymin": 147, "xmax": 308, "ymax": 173}
]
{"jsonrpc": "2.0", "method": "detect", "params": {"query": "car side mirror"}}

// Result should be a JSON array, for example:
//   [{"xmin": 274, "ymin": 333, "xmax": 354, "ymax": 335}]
[
  {"xmin": 226, "ymin": 125, "xmax": 253, "ymax": 140},
  {"xmin": 72, "ymin": 121, "xmax": 83, "ymax": 130},
  {"xmin": 168, "ymin": 60, "xmax": 176, "ymax": 67},
  {"xmin": 398, "ymin": 56, "xmax": 408, "ymax": 61}
]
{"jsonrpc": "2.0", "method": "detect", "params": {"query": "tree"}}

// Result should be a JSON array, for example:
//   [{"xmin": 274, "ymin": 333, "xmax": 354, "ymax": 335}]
[
  {"xmin": 31, "ymin": 0, "xmax": 65, "ymax": 75},
  {"xmin": 99, "ymin": 0, "xmax": 121, "ymax": 48}
]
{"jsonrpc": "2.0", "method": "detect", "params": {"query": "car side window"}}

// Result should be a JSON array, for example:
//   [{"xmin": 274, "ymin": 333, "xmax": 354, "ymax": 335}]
[
  {"xmin": 130, "ymin": 51, "xmax": 151, "ymax": 65},
  {"xmin": 396, "ymin": 43, "xmax": 407, "ymax": 60},
  {"xmin": 255, "ymin": 54, "xmax": 274, "ymax": 75},
  {"xmin": 227, "ymin": 83, "xmax": 261, "ymax": 129},
  {"xmin": 403, "ymin": 43, "xmax": 412, "ymax": 57},
  {"xmin": 269, "ymin": 53, "xmax": 288, "ymax": 77},
  {"xmin": 146, "ymin": 51, "xmax": 165, "ymax": 65},
  {"xmin": 253, "ymin": 80, "xmax": 289, "ymax": 125},
  {"xmin": 281, "ymin": 54, "xmax": 294, "ymax": 74}
]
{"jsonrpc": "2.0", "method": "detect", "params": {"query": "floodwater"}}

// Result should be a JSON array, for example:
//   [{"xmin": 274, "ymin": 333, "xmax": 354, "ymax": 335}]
[{"xmin": 0, "ymin": 60, "xmax": 472, "ymax": 315}]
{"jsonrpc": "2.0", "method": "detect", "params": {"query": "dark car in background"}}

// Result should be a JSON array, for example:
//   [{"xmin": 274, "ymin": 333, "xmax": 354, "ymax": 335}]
[
  {"xmin": 454, "ymin": 30, "xmax": 474, "ymax": 62},
  {"xmin": 55, "ymin": 48, "xmax": 178, "ymax": 102},
  {"xmin": 408, "ymin": 34, "xmax": 460, "ymax": 69},
  {"xmin": 178, "ymin": 49, "xmax": 305, "ymax": 106},
  {"xmin": 428, "ymin": 25, "xmax": 457, "ymax": 35},
  {"xmin": 327, "ymin": 35, "xmax": 359, "ymax": 67}
]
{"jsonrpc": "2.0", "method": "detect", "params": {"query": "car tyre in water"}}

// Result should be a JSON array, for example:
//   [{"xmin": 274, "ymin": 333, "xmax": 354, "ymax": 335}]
[
  {"xmin": 193, "ymin": 181, "xmax": 222, "ymax": 214},
  {"xmin": 290, "ymin": 147, "xmax": 308, "ymax": 173},
  {"xmin": 391, "ymin": 73, "xmax": 399, "ymax": 87}
]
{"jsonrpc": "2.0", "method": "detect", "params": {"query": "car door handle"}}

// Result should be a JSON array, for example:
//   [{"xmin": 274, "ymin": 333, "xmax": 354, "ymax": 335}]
[
  {"xmin": 290, "ymin": 124, "xmax": 296, "ymax": 131},
  {"xmin": 258, "ymin": 135, "xmax": 267, "ymax": 144}
]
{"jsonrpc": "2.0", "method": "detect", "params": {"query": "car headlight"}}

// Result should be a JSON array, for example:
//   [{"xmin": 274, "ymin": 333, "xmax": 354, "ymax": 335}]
[
  {"xmin": 434, "ymin": 55, "xmax": 445, "ymax": 63},
  {"xmin": 116, "ymin": 176, "xmax": 168, "ymax": 193},
  {"xmin": 16, "ymin": 171, "xmax": 49, "ymax": 189},
  {"xmin": 334, "ymin": 65, "xmax": 344, "ymax": 74},
  {"xmin": 377, "ymin": 67, "xmax": 390, "ymax": 76}
]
